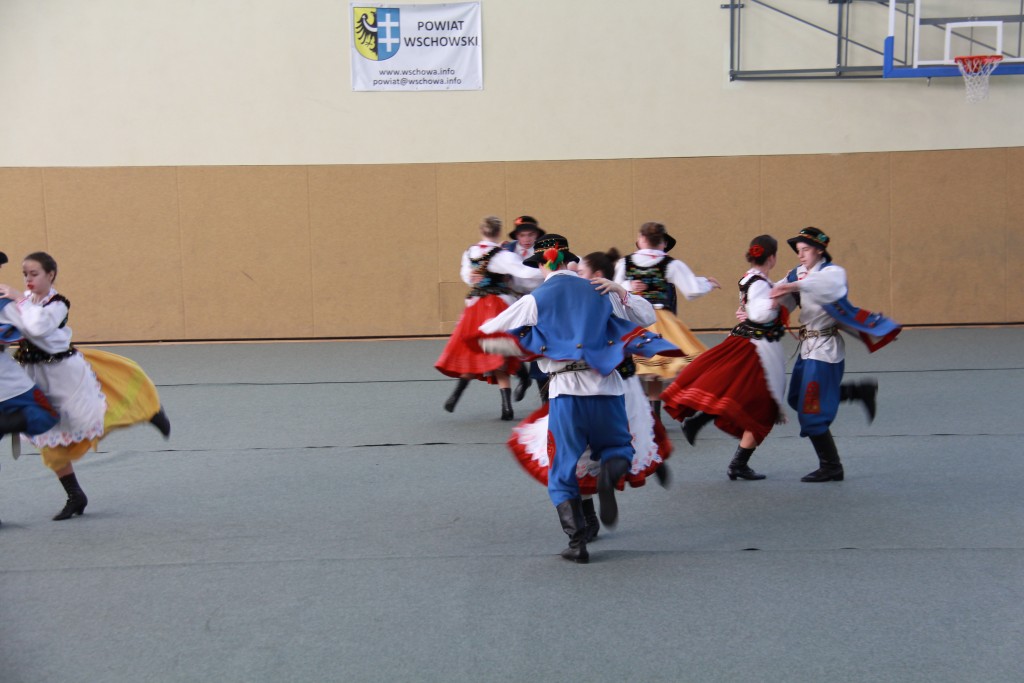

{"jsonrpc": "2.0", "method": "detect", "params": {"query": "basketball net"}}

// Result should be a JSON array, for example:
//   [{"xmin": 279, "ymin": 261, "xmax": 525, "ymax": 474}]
[{"xmin": 954, "ymin": 55, "xmax": 1003, "ymax": 103}]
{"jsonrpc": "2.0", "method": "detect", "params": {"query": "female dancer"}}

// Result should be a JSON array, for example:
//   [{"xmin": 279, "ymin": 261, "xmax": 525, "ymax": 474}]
[
  {"xmin": 614, "ymin": 222, "xmax": 720, "ymax": 417},
  {"xmin": 660, "ymin": 235, "xmax": 787, "ymax": 481},
  {"xmin": 436, "ymin": 216, "xmax": 540, "ymax": 420},
  {"xmin": 507, "ymin": 248, "xmax": 671, "ymax": 542},
  {"xmin": 0, "ymin": 252, "xmax": 170, "ymax": 520}
]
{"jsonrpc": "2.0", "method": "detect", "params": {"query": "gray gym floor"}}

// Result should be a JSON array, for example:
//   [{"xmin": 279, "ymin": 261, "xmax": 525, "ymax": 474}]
[{"xmin": 1, "ymin": 327, "xmax": 1021, "ymax": 683}]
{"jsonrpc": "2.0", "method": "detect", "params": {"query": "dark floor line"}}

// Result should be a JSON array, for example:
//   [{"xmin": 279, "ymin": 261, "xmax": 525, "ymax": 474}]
[{"xmin": 152, "ymin": 365, "xmax": 1024, "ymax": 389}]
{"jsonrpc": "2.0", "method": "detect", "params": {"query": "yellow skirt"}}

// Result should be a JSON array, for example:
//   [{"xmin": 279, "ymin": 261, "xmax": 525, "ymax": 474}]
[
  {"xmin": 633, "ymin": 308, "xmax": 708, "ymax": 380},
  {"xmin": 40, "ymin": 348, "xmax": 162, "ymax": 472}
]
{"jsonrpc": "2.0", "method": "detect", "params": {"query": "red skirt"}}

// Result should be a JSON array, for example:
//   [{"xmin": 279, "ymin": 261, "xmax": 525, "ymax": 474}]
[
  {"xmin": 435, "ymin": 295, "xmax": 521, "ymax": 383},
  {"xmin": 507, "ymin": 381, "xmax": 672, "ymax": 494},
  {"xmin": 660, "ymin": 335, "xmax": 778, "ymax": 445}
]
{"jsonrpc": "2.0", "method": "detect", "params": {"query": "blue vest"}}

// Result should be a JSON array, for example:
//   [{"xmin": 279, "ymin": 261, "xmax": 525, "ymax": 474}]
[
  {"xmin": 787, "ymin": 263, "xmax": 901, "ymax": 353},
  {"xmin": 511, "ymin": 275, "xmax": 681, "ymax": 376}
]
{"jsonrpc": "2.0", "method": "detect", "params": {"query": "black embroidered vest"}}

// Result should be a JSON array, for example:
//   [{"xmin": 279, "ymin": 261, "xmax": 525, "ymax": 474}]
[
  {"xmin": 624, "ymin": 255, "xmax": 676, "ymax": 312},
  {"xmin": 468, "ymin": 246, "xmax": 511, "ymax": 298},
  {"xmin": 730, "ymin": 274, "xmax": 785, "ymax": 342}
]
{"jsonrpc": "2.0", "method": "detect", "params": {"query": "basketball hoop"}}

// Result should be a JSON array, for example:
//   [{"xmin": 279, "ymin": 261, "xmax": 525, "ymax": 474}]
[{"xmin": 954, "ymin": 55, "xmax": 1003, "ymax": 103}]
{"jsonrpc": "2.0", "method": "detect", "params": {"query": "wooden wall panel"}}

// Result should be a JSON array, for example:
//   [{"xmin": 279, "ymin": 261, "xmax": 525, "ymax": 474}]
[
  {"xmin": 891, "ymin": 149, "xmax": 1007, "ymax": 325},
  {"xmin": 0, "ymin": 169, "xmax": 47, "ymax": 285},
  {"xmin": 1007, "ymin": 148, "xmax": 1024, "ymax": 321},
  {"xmin": 178, "ymin": 166, "xmax": 312, "ymax": 339},
  {"xmin": 309, "ymin": 164, "xmax": 438, "ymax": 337},
  {"xmin": 437, "ymin": 163, "xmax": 507, "ymax": 281},
  {"xmin": 40, "ymin": 167, "xmax": 183, "ymax": 341},
  {"xmin": 436, "ymin": 163, "xmax": 506, "ymax": 325},
  {"xmin": 762, "ymin": 153, "xmax": 892, "ymax": 316},
  {"xmin": 5, "ymin": 147, "xmax": 1020, "ymax": 342},
  {"xmin": 635, "ymin": 156, "xmax": 763, "ymax": 329},
  {"xmin": 505, "ymin": 160, "xmax": 633, "ymax": 258}
]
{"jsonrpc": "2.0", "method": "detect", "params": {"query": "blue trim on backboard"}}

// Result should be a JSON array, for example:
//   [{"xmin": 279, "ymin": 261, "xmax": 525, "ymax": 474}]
[{"xmin": 883, "ymin": 35, "xmax": 1024, "ymax": 78}]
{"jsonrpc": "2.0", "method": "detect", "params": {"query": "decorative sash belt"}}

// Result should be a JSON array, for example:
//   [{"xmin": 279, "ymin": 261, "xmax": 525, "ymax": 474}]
[
  {"xmin": 731, "ymin": 319, "xmax": 785, "ymax": 342},
  {"xmin": 798, "ymin": 325, "xmax": 838, "ymax": 340},
  {"xmin": 14, "ymin": 343, "xmax": 77, "ymax": 365},
  {"xmin": 550, "ymin": 360, "xmax": 591, "ymax": 375}
]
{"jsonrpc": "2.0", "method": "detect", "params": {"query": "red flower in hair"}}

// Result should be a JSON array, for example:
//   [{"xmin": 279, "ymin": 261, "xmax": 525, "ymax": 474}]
[
  {"xmin": 544, "ymin": 247, "xmax": 560, "ymax": 262},
  {"xmin": 748, "ymin": 245, "xmax": 765, "ymax": 258}
]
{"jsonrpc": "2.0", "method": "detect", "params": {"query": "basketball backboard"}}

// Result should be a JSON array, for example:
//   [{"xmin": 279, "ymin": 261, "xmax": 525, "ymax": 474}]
[
  {"xmin": 884, "ymin": 0, "xmax": 1024, "ymax": 78},
  {"xmin": 724, "ymin": 0, "xmax": 1024, "ymax": 81}
]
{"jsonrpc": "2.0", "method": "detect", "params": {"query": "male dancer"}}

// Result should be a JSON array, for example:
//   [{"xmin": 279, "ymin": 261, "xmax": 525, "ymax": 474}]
[
  {"xmin": 771, "ymin": 228, "xmax": 900, "ymax": 482},
  {"xmin": 480, "ymin": 234, "xmax": 680, "ymax": 563},
  {"xmin": 503, "ymin": 216, "xmax": 546, "ymax": 402}
]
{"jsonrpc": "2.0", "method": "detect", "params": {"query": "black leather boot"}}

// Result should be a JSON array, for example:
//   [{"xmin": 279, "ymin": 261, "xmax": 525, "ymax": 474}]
[
  {"xmin": 728, "ymin": 445, "xmax": 766, "ymax": 481},
  {"xmin": 0, "ymin": 410, "xmax": 29, "ymax": 434},
  {"xmin": 653, "ymin": 462, "xmax": 671, "ymax": 488},
  {"xmin": 444, "ymin": 378, "xmax": 470, "ymax": 413},
  {"xmin": 840, "ymin": 380, "xmax": 878, "ymax": 423},
  {"xmin": 499, "ymin": 388, "xmax": 514, "ymax": 421},
  {"xmin": 681, "ymin": 411, "xmax": 715, "ymax": 446},
  {"xmin": 580, "ymin": 497, "xmax": 600, "ymax": 542},
  {"xmin": 555, "ymin": 498, "xmax": 589, "ymax": 563},
  {"xmin": 53, "ymin": 472, "xmax": 88, "ymax": 521},
  {"xmin": 538, "ymin": 380, "xmax": 549, "ymax": 404},
  {"xmin": 650, "ymin": 400, "xmax": 662, "ymax": 424},
  {"xmin": 150, "ymin": 407, "xmax": 171, "ymax": 438},
  {"xmin": 801, "ymin": 430, "xmax": 844, "ymax": 482},
  {"xmin": 597, "ymin": 457, "xmax": 630, "ymax": 528},
  {"xmin": 512, "ymin": 364, "xmax": 532, "ymax": 402}
]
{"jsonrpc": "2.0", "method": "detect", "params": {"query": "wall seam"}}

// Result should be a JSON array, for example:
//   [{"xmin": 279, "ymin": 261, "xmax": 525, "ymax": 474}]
[
  {"xmin": 305, "ymin": 166, "xmax": 315, "ymax": 336},
  {"xmin": 1004, "ymin": 148, "xmax": 1009, "ymax": 322},
  {"xmin": 888, "ymin": 152, "xmax": 894, "ymax": 318},
  {"xmin": 175, "ymin": 167, "xmax": 187, "ymax": 338},
  {"xmin": 39, "ymin": 168, "xmax": 50, "ymax": 252},
  {"xmin": 629, "ymin": 158, "xmax": 634, "ymax": 236},
  {"xmin": 435, "ymin": 163, "xmax": 442, "ymax": 334}
]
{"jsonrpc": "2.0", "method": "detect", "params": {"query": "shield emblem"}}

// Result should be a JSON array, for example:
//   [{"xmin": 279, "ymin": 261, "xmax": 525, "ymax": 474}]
[{"xmin": 353, "ymin": 7, "xmax": 400, "ymax": 62}]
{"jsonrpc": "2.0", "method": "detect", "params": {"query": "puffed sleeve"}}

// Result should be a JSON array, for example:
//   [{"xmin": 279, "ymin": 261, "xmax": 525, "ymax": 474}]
[
  {"xmin": 459, "ymin": 249, "xmax": 474, "ymax": 286},
  {"xmin": 613, "ymin": 258, "xmax": 628, "ymax": 285},
  {"xmin": 743, "ymin": 279, "xmax": 778, "ymax": 324},
  {"xmin": 4, "ymin": 299, "xmax": 68, "ymax": 338},
  {"xmin": 613, "ymin": 293, "xmax": 656, "ymax": 327},
  {"xmin": 479, "ymin": 295, "xmax": 538, "ymax": 334},
  {"xmin": 666, "ymin": 259, "xmax": 715, "ymax": 300},
  {"xmin": 798, "ymin": 264, "xmax": 848, "ymax": 305},
  {"xmin": 489, "ymin": 250, "xmax": 543, "ymax": 280}
]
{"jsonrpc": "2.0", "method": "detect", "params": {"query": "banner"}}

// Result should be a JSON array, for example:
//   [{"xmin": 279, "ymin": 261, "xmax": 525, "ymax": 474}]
[{"xmin": 350, "ymin": 3, "xmax": 482, "ymax": 91}]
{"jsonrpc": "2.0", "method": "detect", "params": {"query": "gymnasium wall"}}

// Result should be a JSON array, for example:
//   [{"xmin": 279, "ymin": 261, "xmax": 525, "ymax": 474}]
[
  {"xmin": 0, "ymin": 147, "xmax": 1020, "ymax": 342},
  {"xmin": 0, "ymin": 1, "xmax": 1021, "ymax": 340}
]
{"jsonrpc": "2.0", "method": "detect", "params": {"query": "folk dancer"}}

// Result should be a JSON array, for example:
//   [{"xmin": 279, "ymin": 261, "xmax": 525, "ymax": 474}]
[
  {"xmin": 770, "ymin": 227, "xmax": 900, "ymax": 482},
  {"xmin": 661, "ymin": 235, "xmax": 788, "ymax": 481},
  {"xmin": 437, "ymin": 216, "xmax": 541, "ymax": 420},
  {"xmin": 614, "ymin": 221, "xmax": 720, "ymax": 420},
  {"xmin": 480, "ymin": 234, "xmax": 682, "ymax": 564}
]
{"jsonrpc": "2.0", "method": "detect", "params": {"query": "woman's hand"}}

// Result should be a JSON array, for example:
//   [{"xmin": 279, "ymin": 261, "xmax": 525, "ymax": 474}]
[
  {"xmin": 590, "ymin": 277, "xmax": 625, "ymax": 297},
  {"xmin": 0, "ymin": 284, "xmax": 19, "ymax": 300},
  {"xmin": 707, "ymin": 276, "xmax": 721, "ymax": 290}
]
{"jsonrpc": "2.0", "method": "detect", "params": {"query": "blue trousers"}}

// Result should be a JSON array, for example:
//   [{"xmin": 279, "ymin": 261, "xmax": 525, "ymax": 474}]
[
  {"xmin": 787, "ymin": 356, "xmax": 844, "ymax": 437},
  {"xmin": 0, "ymin": 386, "xmax": 59, "ymax": 436},
  {"xmin": 547, "ymin": 395, "xmax": 633, "ymax": 506}
]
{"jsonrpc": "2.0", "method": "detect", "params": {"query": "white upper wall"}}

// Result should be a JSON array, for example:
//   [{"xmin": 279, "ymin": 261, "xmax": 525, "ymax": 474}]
[{"xmin": 1, "ymin": 0, "xmax": 1021, "ymax": 167}]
